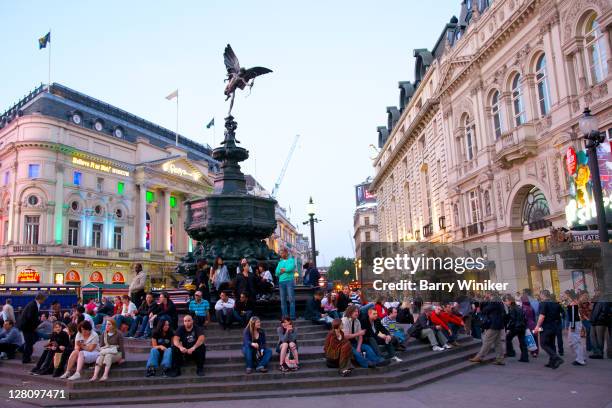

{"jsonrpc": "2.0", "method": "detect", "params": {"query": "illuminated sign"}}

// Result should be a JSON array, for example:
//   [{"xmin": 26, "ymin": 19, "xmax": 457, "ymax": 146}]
[
  {"xmin": 65, "ymin": 270, "xmax": 81, "ymax": 283},
  {"xmin": 17, "ymin": 268, "xmax": 40, "ymax": 283},
  {"xmin": 565, "ymin": 143, "xmax": 612, "ymax": 227},
  {"xmin": 72, "ymin": 157, "xmax": 130, "ymax": 177},
  {"xmin": 355, "ymin": 182, "xmax": 376, "ymax": 207},
  {"xmin": 162, "ymin": 162, "xmax": 200, "ymax": 181},
  {"xmin": 90, "ymin": 271, "xmax": 104, "ymax": 283},
  {"xmin": 91, "ymin": 261, "xmax": 109, "ymax": 268},
  {"xmin": 112, "ymin": 272, "xmax": 125, "ymax": 284}
]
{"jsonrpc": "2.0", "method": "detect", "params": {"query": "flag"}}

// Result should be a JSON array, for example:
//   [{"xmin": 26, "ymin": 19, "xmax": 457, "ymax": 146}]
[
  {"xmin": 206, "ymin": 118, "xmax": 215, "ymax": 129},
  {"xmin": 165, "ymin": 89, "xmax": 178, "ymax": 100},
  {"xmin": 38, "ymin": 32, "xmax": 50, "ymax": 49}
]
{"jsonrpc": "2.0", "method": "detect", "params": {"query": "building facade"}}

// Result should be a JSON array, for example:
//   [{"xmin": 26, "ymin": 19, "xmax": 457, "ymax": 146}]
[
  {"xmin": 0, "ymin": 83, "xmax": 216, "ymax": 288},
  {"xmin": 371, "ymin": 0, "xmax": 612, "ymax": 295},
  {"xmin": 354, "ymin": 205, "xmax": 379, "ymax": 260}
]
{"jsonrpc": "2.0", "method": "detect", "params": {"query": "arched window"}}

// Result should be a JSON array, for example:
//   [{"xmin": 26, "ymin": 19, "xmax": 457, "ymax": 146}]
[
  {"xmin": 491, "ymin": 90, "xmax": 504, "ymax": 139},
  {"xmin": 584, "ymin": 13, "xmax": 608, "ymax": 84},
  {"xmin": 521, "ymin": 187, "xmax": 550, "ymax": 229},
  {"xmin": 511, "ymin": 74, "xmax": 526, "ymax": 126},
  {"xmin": 535, "ymin": 55, "xmax": 551, "ymax": 116},
  {"xmin": 464, "ymin": 115, "xmax": 474, "ymax": 160},
  {"xmin": 145, "ymin": 212, "xmax": 151, "ymax": 251}
]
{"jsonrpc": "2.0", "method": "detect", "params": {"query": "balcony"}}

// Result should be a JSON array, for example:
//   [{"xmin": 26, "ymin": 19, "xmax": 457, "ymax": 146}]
[
  {"xmin": 494, "ymin": 124, "xmax": 537, "ymax": 169},
  {"xmin": 423, "ymin": 223, "xmax": 434, "ymax": 238},
  {"xmin": 438, "ymin": 216, "xmax": 446, "ymax": 230},
  {"xmin": 463, "ymin": 222, "xmax": 485, "ymax": 238}
]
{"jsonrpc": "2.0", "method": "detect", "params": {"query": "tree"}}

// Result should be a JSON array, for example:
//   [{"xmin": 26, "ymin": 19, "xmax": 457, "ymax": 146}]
[{"xmin": 327, "ymin": 256, "xmax": 355, "ymax": 283}]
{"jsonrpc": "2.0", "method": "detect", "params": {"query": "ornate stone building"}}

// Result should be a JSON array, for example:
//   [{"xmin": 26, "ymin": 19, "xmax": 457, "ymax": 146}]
[
  {"xmin": 371, "ymin": 0, "xmax": 612, "ymax": 295},
  {"xmin": 0, "ymin": 83, "xmax": 216, "ymax": 288}
]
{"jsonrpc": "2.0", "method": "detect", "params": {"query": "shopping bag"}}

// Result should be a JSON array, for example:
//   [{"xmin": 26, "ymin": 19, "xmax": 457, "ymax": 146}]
[{"xmin": 525, "ymin": 329, "xmax": 537, "ymax": 352}]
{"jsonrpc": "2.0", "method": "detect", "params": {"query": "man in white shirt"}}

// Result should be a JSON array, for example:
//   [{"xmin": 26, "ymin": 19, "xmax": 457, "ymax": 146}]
[{"xmin": 214, "ymin": 292, "xmax": 236, "ymax": 330}]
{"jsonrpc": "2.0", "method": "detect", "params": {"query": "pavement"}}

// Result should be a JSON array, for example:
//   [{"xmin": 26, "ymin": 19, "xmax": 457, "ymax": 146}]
[{"xmin": 2, "ymin": 351, "xmax": 611, "ymax": 408}]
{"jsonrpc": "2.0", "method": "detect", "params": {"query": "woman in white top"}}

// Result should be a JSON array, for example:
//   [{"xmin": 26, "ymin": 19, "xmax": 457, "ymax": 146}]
[
  {"xmin": 210, "ymin": 256, "xmax": 230, "ymax": 292},
  {"xmin": 61, "ymin": 320, "xmax": 100, "ymax": 380}
]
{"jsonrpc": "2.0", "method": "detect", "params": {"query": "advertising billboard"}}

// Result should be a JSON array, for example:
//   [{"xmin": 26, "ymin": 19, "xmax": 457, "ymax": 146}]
[{"xmin": 355, "ymin": 182, "xmax": 376, "ymax": 207}]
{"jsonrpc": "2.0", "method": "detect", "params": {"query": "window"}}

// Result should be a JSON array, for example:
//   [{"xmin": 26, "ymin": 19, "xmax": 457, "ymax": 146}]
[
  {"xmin": 3, "ymin": 171, "xmax": 8, "ymax": 185},
  {"xmin": 491, "ymin": 90, "xmax": 505, "ymax": 139},
  {"xmin": 365, "ymin": 231, "xmax": 371, "ymax": 242},
  {"xmin": 364, "ymin": 216, "xmax": 370, "ymax": 226},
  {"xmin": 113, "ymin": 226, "xmax": 123, "ymax": 250},
  {"xmin": 24, "ymin": 215, "xmax": 40, "ymax": 244},
  {"xmin": 535, "ymin": 55, "xmax": 551, "ymax": 116},
  {"xmin": 404, "ymin": 184, "xmax": 413, "ymax": 232},
  {"xmin": 73, "ymin": 171, "xmax": 82, "ymax": 186},
  {"xmin": 28, "ymin": 164, "xmax": 40, "ymax": 179},
  {"xmin": 70, "ymin": 201, "xmax": 79, "ymax": 211},
  {"xmin": 483, "ymin": 190, "xmax": 492, "ymax": 217},
  {"xmin": 0, "ymin": 274, "xmax": 5, "ymax": 285},
  {"xmin": 3, "ymin": 220, "xmax": 8, "ymax": 244},
  {"xmin": 97, "ymin": 177, "xmax": 104, "ymax": 192},
  {"xmin": 145, "ymin": 212, "xmax": 151, "ymax": 251},
  {"xmin": 511, "ymin": 74, "xmax": 526, "ymax": 126},
  {"xmin": 585, "ymin": 13, "xmax": 608, "ymax": 84},
  {"xmin": 54, "ymin": 273, "xmax": 64, "ymax": 285},
  {"xmin": 469, "ymin": 190, "xmax": 480, "ymax": 224},
  {"xmin": 68, "ymin": 220, "xmax": 79, "ymax": 246},
  {"xmin": 117, "ymin": 182, "xmax": 125, "ymax": 195},
  {"xmin": 27, "ymin": 195, "xmax": 38, "ymax": 206},
  {"xmin": 423, "ymin": 170, "xmax": 432, "ymax": 223},
  {"xmin": 94, "ymin": 205, "xmax": 103, "ymax": 216},
  {"xmin": 115, "ymin": 208, "xmax": 123, "ymax": 219},
  {"xmin": 92, "ymin": 223, "xmax": 102, "ymax": 248},
  {"xmin": 465, "ymin": 116, "xmax": 474, "ymax": 160}
]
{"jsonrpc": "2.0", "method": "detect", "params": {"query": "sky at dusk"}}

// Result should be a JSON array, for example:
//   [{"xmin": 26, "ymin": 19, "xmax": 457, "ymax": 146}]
[{"xmin": 1, "ymin": 0, "xmax": 460, "ymax": 265}]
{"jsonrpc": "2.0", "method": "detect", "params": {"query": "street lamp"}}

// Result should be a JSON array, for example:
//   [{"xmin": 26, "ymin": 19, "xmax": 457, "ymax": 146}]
[
  {"xmin": 344, "ymin": 269, "xmax": 350, "ymax": 282},
  {"xmin": 579, "ymin": 107, "xmax": 609, "ymax": 243},
  {"xmin": 579, "ymin": 107, "xmax": 611, "ymax": 301},
  {"xmin": 303, "ymin": 196, "xmax": 320, "ymax": 268}
]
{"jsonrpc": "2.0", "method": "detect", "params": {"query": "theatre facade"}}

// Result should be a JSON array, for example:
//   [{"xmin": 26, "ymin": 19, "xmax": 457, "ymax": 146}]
[{"xmin": 0, "ymin": 83, "xmax": 215, "ymax": 289}]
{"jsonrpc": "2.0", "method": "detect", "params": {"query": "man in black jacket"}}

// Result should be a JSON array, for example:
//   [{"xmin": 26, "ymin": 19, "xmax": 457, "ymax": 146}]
[
  {"xmin": 503, "ymin": 294, "xmax": 528, "ymax": 362},
  {"xmin": 534, "ymin": 290, "xmax": 564, "ymax": 369},
  {"xmin": 360, "ymin": 307, "xmax": 400, "ymax": 362},
  {"xmin": 470, "ymin": 295, "xmax": 506, "ymax": 365},
  {"xmin": 17, "ymin": 293, "xmax": 46, "ymax": 363},
  {"xmin": 129, "ymin": 293, "xmax": 160, "ymax": 338}
]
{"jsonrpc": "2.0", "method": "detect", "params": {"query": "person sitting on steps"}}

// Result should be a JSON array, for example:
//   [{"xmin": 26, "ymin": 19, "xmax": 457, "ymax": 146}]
[
  {"xmin": 146, "ymin": 319, "xmax": 174, "ymax": 377},
  {"xmin": 407, "ymin": 306, "xmax": 450, "ymax": 352},
  {"xmin": 324, "ymin": 318, "xmax": 354, "ymax": 377},
  {"xmin": 171, "ymin": 315, "xmax": 206, "ymax": 377},
  {"xmin": 276, "ymin": 317, "xmax": 299, "ymax": 372},
  {"xmin": 242, "ymin": 316, "xmax": 272, "ymax": 374}
]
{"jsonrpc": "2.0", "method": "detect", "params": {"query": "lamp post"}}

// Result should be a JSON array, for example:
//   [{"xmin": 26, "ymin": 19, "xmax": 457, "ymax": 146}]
[
  {"xmin": 344, "ymin": 269, "xmax": 350, "ymax": 283},
  {"xmin": 303, "ymin": 197, "xmax": 320, "ymax": 268},
  {"xmin": 579, "ymin": 107, "xmax": 611, "ymax": 301}
]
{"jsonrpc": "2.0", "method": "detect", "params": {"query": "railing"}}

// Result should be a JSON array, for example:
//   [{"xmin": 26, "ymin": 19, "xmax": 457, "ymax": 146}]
[
  {"xmin": 12, "ymin": 245, "xmax": 46, "ymax": 254},
  {"xmin": 528, "ymin": 219, "xmax": 552, "ymax": 231},
  {"xmin": 72, "ymin": 248, "xmax": 86, "ymax": 255},
  {"xmin": 96, "ymin": 249, "xmax": 109, "ymax": 257},
  {"xmin": 118, "ymin": 252, "xmax": 130, "ymax": 258}
]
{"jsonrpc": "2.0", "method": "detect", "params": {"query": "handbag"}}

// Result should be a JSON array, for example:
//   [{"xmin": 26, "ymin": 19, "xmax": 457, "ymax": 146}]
[{"xmin": 524, "ymin": 329, "xmax": 537, "ymax": 352}]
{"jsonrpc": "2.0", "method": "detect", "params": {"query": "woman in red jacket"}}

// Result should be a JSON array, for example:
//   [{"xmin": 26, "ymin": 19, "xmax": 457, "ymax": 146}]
[{"xmin": 374, "ymin": 296, "xmax": 388, "ymax": 319}]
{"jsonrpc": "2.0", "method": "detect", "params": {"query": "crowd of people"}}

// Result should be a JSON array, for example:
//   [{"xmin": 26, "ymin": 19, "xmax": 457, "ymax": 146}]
[{"xmin": 0, "ymin": 254, "xmax": 609, "ymax": 382}]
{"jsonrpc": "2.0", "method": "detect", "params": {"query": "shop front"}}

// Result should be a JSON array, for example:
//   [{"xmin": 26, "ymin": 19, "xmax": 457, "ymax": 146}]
[{"xmin": 524, "ymin": 237, "xmax": 560, "ymax": 296}]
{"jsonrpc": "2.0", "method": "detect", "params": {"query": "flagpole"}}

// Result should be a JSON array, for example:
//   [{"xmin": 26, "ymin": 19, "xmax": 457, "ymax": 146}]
[
  {"xmin": 212, "ymin": 120, "xmax": 216, "ymax": 146},
  {"xmin": 175, "ymin": 91, "xmax": 179, "ymax": 146},
  {"xmin": 48, "ymin": 29, "xmax": 51, "ymax": 92}
]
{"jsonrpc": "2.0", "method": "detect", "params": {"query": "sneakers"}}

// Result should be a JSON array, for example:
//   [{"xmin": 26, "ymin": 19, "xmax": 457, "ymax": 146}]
[
  {"xmin": 469, "ymin": 357, "xmax": 483, "ymax": 363},
  {"xmin": 246, "ymin": 368, "xmax": 253, "ymax": 374},
  {"xmin": 67, "ymin": 372, "xmax": 81, "ymax": 381},
  {"xmin": 0, "ymin": 352, "xmax": 8, "ymax": 360},
  {"xmin": 59, "ymin": 371, "xmax": 72, "ymax": 379},
  {"xmin": 493, "ymin": 359, "xmax": 506, "ymax": 365},
  {"xmin": 432, "ymin": 346, "xmax": 445, "ymax": 351},
  {"xmin": 145, "ymin": 367, "xmax": 156, "ymax": 377},
  {"xmin": 443, "ymin": 344, "xmax": 452, "ymax": 349},
  {"xmin": 391, "ymin": 356, "xmax": 403, "ymax": 363},
  {"xmin": 255, "ymin": 366, "xmax": 268, "ymax": 373},
  {"xmin": 572, "ymin": 361, "xmax": 586, "ymax": 366}
]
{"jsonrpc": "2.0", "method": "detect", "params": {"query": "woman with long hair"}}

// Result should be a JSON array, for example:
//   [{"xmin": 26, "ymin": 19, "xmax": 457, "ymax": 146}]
[
  {"xmin": 321, "ymin": 292, "xmax": 340, "ymax": 319},
  {"xmin": 324, "ymin": 318, "xmax": 353, "ymax": 377},
  {"xmin": 89, "ymin": 318, "xmax": 125, "ymax": 382},
  {"xmin": 277, "ymin": 317, "xmax": 299, "ymax": 372},
  {"xmin": 242, "ymin": 316, "xmax": 272, "ymax": 374},
  {"xmin": 146, "ymin": 319, "xmax": 174, "ymax": 377},
  {"xmin": 210, "ymin": 256, "xmax": 230, "ymax": 293}
]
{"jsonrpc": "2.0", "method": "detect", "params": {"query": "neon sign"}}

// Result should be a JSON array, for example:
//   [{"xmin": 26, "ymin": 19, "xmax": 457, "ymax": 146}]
[
  {"xmin": 72, "ymin": 157, "xmax": 130, "ymax": 177},
  {"xmin": 17, "ymin": 268, "xmax": 40, "ymax": 283}
]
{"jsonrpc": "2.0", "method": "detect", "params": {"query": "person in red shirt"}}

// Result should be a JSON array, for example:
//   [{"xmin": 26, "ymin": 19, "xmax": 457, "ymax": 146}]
[
  {"xmin": 374, "ymin": 296, "xmax": 387, "ymax": 319},
  {"xmin": 434, "ymin": 303, "xmax": 465, "ymax": 346}
]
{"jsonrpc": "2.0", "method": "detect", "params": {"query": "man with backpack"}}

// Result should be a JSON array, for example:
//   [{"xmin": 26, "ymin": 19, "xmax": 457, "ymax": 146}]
[{"xmin": 503, "ymin": 294, "xmax": 529, "ymax": 362}]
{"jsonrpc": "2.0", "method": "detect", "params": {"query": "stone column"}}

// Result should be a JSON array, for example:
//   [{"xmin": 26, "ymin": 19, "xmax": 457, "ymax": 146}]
[
  {"xmin": 53, "ymin": 164, "xmax": 64, "ymax": 244},
  {"xmin": 524, "ymin": 74, "xmax": 538, "ymax": 120},
  {"xmin": 162, "ymin": 189, "xmax": 171, "ymax": 253},
  {"xmin": 138, "ymin": 184, "xmax": 147, "ymax": 250},
  {"xmin": 7, "ymin": 163, "xmax": 17, "ymax": 244}
]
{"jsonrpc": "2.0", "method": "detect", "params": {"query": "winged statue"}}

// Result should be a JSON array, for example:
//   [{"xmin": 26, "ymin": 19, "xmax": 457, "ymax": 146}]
[{"xmin": 223, "ymin": 44, "xmax": 273, "ymax": 115}]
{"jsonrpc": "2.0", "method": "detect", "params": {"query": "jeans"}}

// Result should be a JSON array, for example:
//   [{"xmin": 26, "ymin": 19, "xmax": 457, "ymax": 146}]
[
  {"xmin": 447, "ymin": 323, "xmax": 461, "ymax": 343},
  {"xmin": 146, "ymin": 347, "xmax": 173, "ymax": 369},
  {"xmin": 129, "ymin": 315, "xmax": 150, "ymax": 337},
  {"xmin": 232, "ymin": 310, "xmax": 252, "ymax": 327},
  {"xmin": 172, "ymin": 344, "xmax": 206, "ymax": 371},
  {"xmin": 568, "ymin": 322, "xmax": 586, "ymax": 364},
  {"xmin": 115, "ymin": 315, "xmax": 134, "ymax": 331},
  {"xmin": 555, "ymin": 322, "xmax": 564, "ymax": 355},
  {"xmin": 582, "ymin": 320, "xmax": 592, "ymax": 351},
  {"xmin": 215, "ymin": 309, "xmax": 234, "ymax": 328},
  {"xmin": 350, "ymin": 343, "xmax": 382, "ymax": 368},
  {"xmin": 279, "ymin": 280, "xmax": 296, "ymax": 320},
  {"xmin": 368, "ymin": 336, "xmax": 397, "ymax": 359},
  {"xmin": 471, "ymin": 322, "xmax": 482, "ymax": 340},
  {"xmin": 242, "ymin": 346, "xmax": 272, "ymax": 369},
  {"xmin": 93, "ymin": 313, "xmax": 107, "ymax": 326}
]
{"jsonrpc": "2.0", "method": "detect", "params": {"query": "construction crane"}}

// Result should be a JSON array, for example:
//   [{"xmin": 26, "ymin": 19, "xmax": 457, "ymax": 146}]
[{"xmin": 271, "ymin": 134, "xmax": 300, "ymax": 199}]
